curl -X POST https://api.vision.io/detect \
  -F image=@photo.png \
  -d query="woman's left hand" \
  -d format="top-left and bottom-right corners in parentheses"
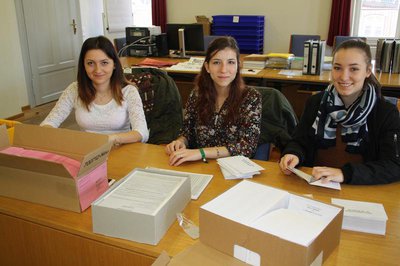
top-left (312, 166), bottom-right (344, 183)
top-left (169, 148), bottom-right (202, 166)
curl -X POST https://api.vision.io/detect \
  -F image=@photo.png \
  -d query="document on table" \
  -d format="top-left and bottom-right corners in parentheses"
top-left (288, 167), bottom-right (341, 190)
top-left (145, 167), bottom-right (213, 200)
top-left (331, 198), bottom-right (388, 235)
top-left (217, 155), bottom-right (264, 180)
top-left (278, 69), bottom-right (303, 76)
top-left (95, 170), bottom-right (187, 215)
top-left (165, 57), bottom-right (205, 72)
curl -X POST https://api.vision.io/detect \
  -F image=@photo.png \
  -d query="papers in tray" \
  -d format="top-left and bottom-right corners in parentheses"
top-left (145, 167), bottom-right (213, 200)
top-left (288, 167), bottom-right (341, 190)
top-left (331, 198), bottom-right (388, 235)
top-left (217, 155), bottom-right (264, 179)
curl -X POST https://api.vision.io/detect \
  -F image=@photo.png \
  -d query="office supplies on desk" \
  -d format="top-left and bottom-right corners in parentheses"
top-left (165, 57), bottom-right (205, 72)
top-left (331, 198), bottom-right (388, 235)
top-left (217, 155), bottom-right (264, 179)
top-left (303, 40), bottom-right (325, 75)
top-left (137, 58), bottom-right (179, 68)
top-left (288, 166), bottom-right (341, 190)
top-left (145, 167), bottom-right (213, 200)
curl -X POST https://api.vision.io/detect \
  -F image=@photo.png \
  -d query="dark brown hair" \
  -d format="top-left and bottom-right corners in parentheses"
top-left (333, 39), bottom-right (382, 97)
top-left (77, 36), bottom-right (129, 110)
top-left (194, 36), bottom-right (246, 125)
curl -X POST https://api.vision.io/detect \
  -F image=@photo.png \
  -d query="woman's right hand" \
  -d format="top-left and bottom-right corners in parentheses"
top-left (165, 139), bottom-right (186, 155)
top-left (279, 154), bottom-right (300, 175)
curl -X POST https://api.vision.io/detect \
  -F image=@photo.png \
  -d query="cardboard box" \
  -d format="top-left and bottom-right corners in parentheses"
top-left (92, 168), bottom-right (191, 245)
top-left (196, 15), bottom-right (211, 35)
top-left (0, 124), bottom-right (112, 212)
top-left (199, 180), bottom-right (343, 266)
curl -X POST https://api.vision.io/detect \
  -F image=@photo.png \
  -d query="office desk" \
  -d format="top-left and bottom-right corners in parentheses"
top-left (121, 56), bottom-right (400, 116)
top-left (1, 143), bottom-right (399, 265)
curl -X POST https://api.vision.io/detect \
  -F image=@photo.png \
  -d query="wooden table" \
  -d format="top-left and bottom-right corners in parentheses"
top-left (1, 143), bottom-right (399, 265)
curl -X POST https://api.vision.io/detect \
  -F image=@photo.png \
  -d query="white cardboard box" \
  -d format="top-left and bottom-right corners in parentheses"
top-left (200, 180), bottom-right (343, 266)
top-left (92, 168), bottom-right (191, 245)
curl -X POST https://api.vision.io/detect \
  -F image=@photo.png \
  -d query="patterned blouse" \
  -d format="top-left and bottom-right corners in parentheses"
top-left (181, 87), bottom-right (262, 157)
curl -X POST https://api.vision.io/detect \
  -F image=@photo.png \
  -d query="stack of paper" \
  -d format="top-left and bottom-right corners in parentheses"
top-left (145, 167), bottom-right (213, 200)
top-left (217, 155), bottom-right (264, 179)
top-left (331, 198), bottom-right (388, 235)
top-left (165, 57), bottom-right (205, 72)
top-left (265, 53), bottom-right (294, 69)
top-left (243, 54), bottom-right (269, 70)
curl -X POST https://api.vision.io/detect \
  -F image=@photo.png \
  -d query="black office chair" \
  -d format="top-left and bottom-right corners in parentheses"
top-left (289, 34), bottom-right (321, 57)
top-left (124, 67), bottom-right (183, 144)
top-left (252, 86), bottom-right (298, 161)
top-left (333, 36), bottom-right (367, 51)
top-left (114, 37), bottom-right (126, 53)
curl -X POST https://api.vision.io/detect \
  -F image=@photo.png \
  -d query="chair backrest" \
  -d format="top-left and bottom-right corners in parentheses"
top-left (252, 86), bottom-right (298, 160)
top-left (203, 35), bottom-right (223, 51)
top-left (289, 34), bottom-right (320, 57)
top-left (124, 68), bottom-right (183, 144)
top-left (114, 37), bottom-right (126, 52)
top-left (333, 36), bottom-right (367, 50)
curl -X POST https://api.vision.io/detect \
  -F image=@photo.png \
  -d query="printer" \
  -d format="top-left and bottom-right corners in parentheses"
top-left (125, 26), bottom-right (168, 57)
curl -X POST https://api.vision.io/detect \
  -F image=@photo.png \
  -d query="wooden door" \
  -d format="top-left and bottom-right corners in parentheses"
top-left (21, 0), bottom-right (82, 105)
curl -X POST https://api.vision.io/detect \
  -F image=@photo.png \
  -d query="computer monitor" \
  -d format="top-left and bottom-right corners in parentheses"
top-left (166, 23), bottom-right (204, 57)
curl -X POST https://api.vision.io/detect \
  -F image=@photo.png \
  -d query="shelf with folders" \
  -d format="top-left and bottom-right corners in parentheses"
top-left (212, 15), bottom-right (265, 54)
top-left (376, 39), bottom-right (400, 73)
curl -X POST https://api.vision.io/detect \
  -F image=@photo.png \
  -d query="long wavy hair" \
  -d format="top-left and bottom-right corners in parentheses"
top-left (333, 39), bottom-right (382, 98)
top-left (194, 36), bottom-right (246, 125)
top-left (77, 36), bottom-right (129, 110)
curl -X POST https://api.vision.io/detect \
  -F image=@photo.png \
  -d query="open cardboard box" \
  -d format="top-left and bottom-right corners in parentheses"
top-left (0, 124), bottom-right (112, 212)
top-left (199, 180), bottom-right (343, 266)
top-left (92, 168), bottom-right (191, 245)
top-left (153, 180), bottom-right (343, 266)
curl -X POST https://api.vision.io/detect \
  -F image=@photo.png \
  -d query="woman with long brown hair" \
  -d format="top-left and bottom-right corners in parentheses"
top-left (41, 36), bottom-right (148, 145)
top-left (166, 36), bottom-right (261, 166)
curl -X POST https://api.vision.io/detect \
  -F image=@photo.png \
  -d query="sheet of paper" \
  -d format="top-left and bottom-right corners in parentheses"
top-left (288, 167), bottom-right (341, 190)
top-left (145, 167), bottom-right (213, 200)
top-left (331, 198), bottom-right (387, 220)
top-left (251, 208), bottom-right (327, 246)
top-left (96, 170), bottom-right (186, 215)
top-left (217, 156), bottom-right (264, 180)
top-left (201, 180), bottom-right (288, 225)
top-left (241, 68), bottom-right (262, 75)
top-left (278, 69), bottom-right (303, 76)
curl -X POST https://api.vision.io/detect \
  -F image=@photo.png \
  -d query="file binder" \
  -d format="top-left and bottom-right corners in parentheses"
top-left (302, 41), bottom-right (311, 74)
top-left (310, 41), bottom-right (319, 75)
top-left (392, 41), bottom-right (400, 73)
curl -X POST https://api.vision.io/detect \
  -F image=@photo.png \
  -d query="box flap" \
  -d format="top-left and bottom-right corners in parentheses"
top-left (0, 153), bottom-right (71, 178)
top-left (0, 125), bottom-right (10, 149)
top-left (13, 124), bottom-right (109, 159)
top-left (78, 143), bottom-right (112, 176)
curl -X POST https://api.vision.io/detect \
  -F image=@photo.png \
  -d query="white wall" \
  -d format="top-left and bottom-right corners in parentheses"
top-left (0, 0), bottom-right (28, 118)
top-left (167, 0), bottom-right (332, 53)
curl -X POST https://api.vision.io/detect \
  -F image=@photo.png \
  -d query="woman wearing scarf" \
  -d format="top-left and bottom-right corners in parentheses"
top-left (279, 39), bottom-right (400, 185)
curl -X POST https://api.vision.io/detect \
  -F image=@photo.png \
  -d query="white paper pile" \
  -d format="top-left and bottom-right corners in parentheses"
top-left (217, 155), bottom-right (264, 179)
top-left (331, 198), bottom-right (388, 235)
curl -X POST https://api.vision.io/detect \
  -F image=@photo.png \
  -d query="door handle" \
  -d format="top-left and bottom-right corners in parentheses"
top-left (70, 19), bottom-right (77, 35)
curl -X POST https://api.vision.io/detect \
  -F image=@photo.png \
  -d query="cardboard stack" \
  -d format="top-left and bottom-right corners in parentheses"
top-left (0, 124), bottom-right (112, 212)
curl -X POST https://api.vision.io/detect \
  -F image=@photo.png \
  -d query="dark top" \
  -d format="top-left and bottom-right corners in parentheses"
top-left (181, 87), bottom-right (262, 157)
top-left (282, 92), bottom-right (400, 185)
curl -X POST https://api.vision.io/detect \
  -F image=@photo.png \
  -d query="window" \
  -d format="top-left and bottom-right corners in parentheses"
top-left (351, 0), bottom-right (400, 55)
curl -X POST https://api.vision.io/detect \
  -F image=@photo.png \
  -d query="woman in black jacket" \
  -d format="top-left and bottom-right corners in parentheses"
top-left (279, 39), bottom-right (400, 185)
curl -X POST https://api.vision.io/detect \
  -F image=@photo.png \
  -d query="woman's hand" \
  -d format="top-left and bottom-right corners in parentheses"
top-left (312, 167), bottom-right (344, 183)
top-left (165, 139), bottom-right (186, 155)
top-left (279, 154), bottom-right (300, 175)
top-left (168, 149), bottom-right (202, 166)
